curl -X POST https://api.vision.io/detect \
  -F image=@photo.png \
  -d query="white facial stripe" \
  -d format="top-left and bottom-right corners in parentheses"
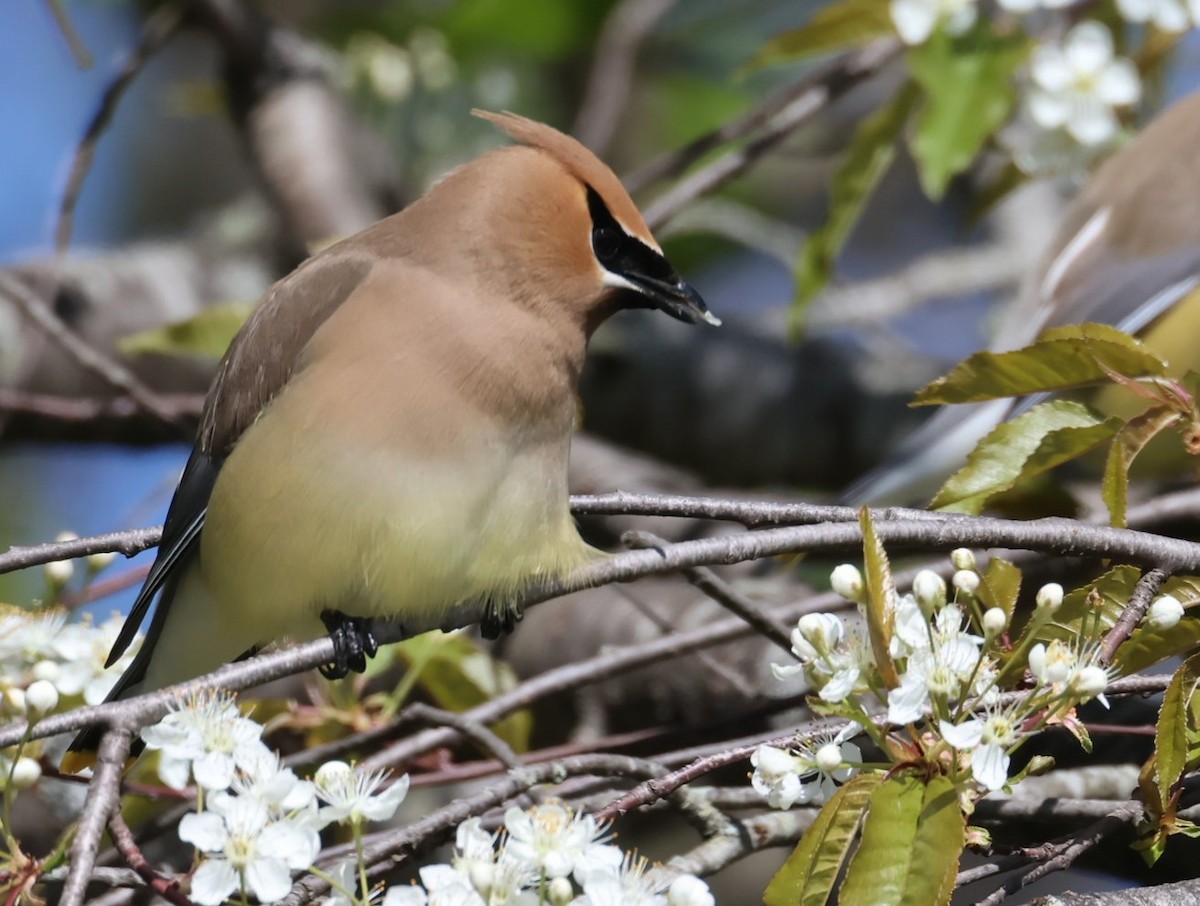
top-left (611, 215), bottom-right (661, 254)
top-left (1040, 206), bottom-right (1111, 303)
top-left (600, 270), bottom-right (642, 292)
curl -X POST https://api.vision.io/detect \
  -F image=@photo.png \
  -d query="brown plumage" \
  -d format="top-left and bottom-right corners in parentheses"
top-left (64, 111), bottom-right (716, 770)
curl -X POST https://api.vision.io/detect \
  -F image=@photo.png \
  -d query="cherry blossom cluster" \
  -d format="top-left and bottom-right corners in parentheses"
top-left (887, 0), bottom-right (1152, 168)
top-left (0, 605), bottom-right (141, 789)
top-left (140, 691), bottom-right (713, 906)
top-left (751, 550), bottom-right (1143, 809)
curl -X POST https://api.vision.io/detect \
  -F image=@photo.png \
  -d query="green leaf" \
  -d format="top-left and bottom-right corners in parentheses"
top-left (392, 632), bottom-right (531, 751)
top-left (792, 82), bottom-right (918, 328)
top-left (745, 0), bottom-right (893, 70)
top-left (931, 401), bottom-right (1120, 514)
top-left (1115, 618), bottom-right (1200, 675)
top-left (119, 303), bottom-right (251, 360)
top-left (914, 323), bottom-right (1169, 405)
top-left (1155, 654), bottom-right (1200, 808)
top-left (840, 774), bottom-right (964, 906)
top-left (907, 27), bottom-right (1030, 200)
top-left (763, 773), bottom-right (881, 906)
top-left (1046, 565), bottom-right (1141, 642)
top-left (977, 557), bottom-right (1021, 618)
top-left (860, 507), bottom-right (900, 688)
top-left (1103, 406), bottom-right (1183, 528)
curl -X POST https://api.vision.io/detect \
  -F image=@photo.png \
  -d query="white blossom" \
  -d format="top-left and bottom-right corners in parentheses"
top-left (667, 874), bottom-right (715, 906)
top-left (1115, 0), bottom-right (1193, 32)
top-left (24, 679), bottom-right (58, 716)
top-left (751, 727), bottom-right (861, 809)
top-left (140, 691), bottom-right (270, 791)
top-left (314, 761), bottom-right (410, 827)
top-left (890, 0), bottom-right (977, 45)
top-left (575, 854), bottom-right (668, 906)
top-left (502, 802), bottom-right (618, 881)
top-left (1027, 23), bottom-right (1140, 146)
top-left (773, 612), bottom-right (866, 703)
top-left (180, 796), bottom-right (318, 905)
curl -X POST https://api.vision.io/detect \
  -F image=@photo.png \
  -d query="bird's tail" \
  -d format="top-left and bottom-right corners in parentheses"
top-left (60, 568), bottom-right (214, 773)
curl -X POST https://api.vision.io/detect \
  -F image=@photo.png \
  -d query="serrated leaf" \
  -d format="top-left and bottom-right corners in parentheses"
top-left (792, 82), bottom-right (918, 327)
top-left (977, 557), bottom-right (1021, 618)
top-left (1048, 565), bottom-right (1142, 639)
top-left (907, 27), bottom-right (1030, 200)
top-left (914, 323), bottom-right (1169, 405)
top-left (119, 302), bottom-right (251, 360)
top-left (1155, 654), bottom-right (1200, 808)
top-left (1104, 406), bottom-right (1183, 528)
top-left (840, 774), bottom-right (964, 906)
top-left (931, 401), bottom-right (1120, 514)
top-left (860, 507), bottom-right (900, 688)
top-left (745, 0), bottom-right (893, 70)
top-left (1114, 618), bottom-right (1200, 675)
top-left (763, 773), bottom-right (881, 906)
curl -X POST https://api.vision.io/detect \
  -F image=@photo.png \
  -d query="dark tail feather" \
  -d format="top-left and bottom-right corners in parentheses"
top-left (61, 576), bottom-right (179, 773)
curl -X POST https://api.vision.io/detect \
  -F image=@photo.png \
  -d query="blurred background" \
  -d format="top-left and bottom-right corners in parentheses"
top-left (7, 2), bottom-right (1200, 899)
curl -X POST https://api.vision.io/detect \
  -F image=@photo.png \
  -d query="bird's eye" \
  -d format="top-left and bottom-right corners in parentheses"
top-left (592, 227), bottom-right (622, 263)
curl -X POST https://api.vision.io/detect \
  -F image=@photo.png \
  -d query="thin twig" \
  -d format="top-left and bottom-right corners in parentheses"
top-left (641, 38), bottom-right (902, 229)
top-left (61, 726), bottom-right (134, 906)
top-left (0, 388), bottom-right (204, 424)
top-left (0, 526), bottom-right (160, 576)
top-left (574, 0), bottom-right (678, 155)
top-left (44, 0), bottom-right (93, 68)
top-left (0, 271), bottom-right (188, 429)
top-left (56, 3), bottom-right (185, 252)
top-left (397, 703), bottom-right (522, 770)
top-left (972, 801), bottom-right (1143, 906)
top-left (1101, 566), bottom-right (1170, 665)
top-left (106, 810), bottom-right (194, 906)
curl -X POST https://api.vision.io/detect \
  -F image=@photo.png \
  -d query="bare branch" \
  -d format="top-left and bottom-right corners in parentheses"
top-left (56, 3), bottom-right (184, 252)
top-left (1101, 566), bottom-right (1169, 665)
top-left (0, 271), bottom-right (189, 430)
top-left (61, 726), bottom-right (134, 906)
top-left (642, 39), bottom-right (903, 230)
top-left (107, 810), bottom-right (194, 906)
top-left (574, 0), bottom-right (678, 155)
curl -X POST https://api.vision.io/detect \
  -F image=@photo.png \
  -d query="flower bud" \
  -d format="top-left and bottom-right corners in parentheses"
top-left (982, 607), bottom-right (1007, 638)
top-left (829, 564), bottom-right (865, 603)
top-left (1036, 583), bottom-right (1064, 613)
top-left (912, 570), bottom-right (947, 611)
top-left (1147, 594), bottom-right (1184, 630)
top-left (43, 559), bottom-right (74, 589)
top-left (10, 757), bottom-right (41, 789)
top-left (31, 661), bottom-right (60, 684)
top-left (25, 680), bottom-right (58, 716)
top-left (547, 877), bottom-right (574, 906)
top-left (86, 550), bottom-right (117, 573)
top-left (952, 570), bottom-right (980, 595)
top-left (950, 548), bottom-right (976, 571)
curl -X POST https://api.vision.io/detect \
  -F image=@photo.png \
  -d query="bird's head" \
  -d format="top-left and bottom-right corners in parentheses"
top-left (470, 110), bottom-right (719, 332)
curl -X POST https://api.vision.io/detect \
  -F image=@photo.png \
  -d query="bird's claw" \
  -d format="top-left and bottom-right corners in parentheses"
top-left (480, 597), bottom-right (523, 640)
top-left (319, 610), bottom-right (379, 679)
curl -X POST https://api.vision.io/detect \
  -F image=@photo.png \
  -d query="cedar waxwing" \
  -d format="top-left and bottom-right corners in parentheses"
top-left (64, 111), bottom-right (718, 770)
top-left (844, 89), bottom-right (1200, 506)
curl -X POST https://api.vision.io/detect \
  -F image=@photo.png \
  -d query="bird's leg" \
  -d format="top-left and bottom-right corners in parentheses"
top-left (480, 595), bottom-right (523, 640)
top-left (319, 610), bottom-right (379, 679)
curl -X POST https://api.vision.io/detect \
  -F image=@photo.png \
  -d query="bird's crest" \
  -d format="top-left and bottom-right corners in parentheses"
top-left (474, 109), bottom-right (660, 252)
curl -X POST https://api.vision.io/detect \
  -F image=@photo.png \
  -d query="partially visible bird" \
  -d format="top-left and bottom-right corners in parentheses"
top-left (843, 90), bottom-right (1200, 506)
top-left (64, 111), bottom-right (718, 771)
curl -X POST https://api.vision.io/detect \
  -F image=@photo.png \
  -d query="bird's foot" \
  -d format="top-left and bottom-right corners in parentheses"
top-left (480, 597), bottom-right (523, 640)
top-left (319, 610), bottom-right (379, 679)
